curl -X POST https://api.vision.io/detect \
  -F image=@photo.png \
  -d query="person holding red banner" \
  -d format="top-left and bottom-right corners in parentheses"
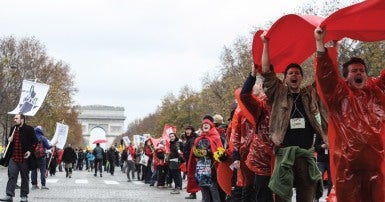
top-left (237, 65), bottom-right (275, 202)
top-left (315, 26), bottom-right (385, 202)
top-left (260, 31), bottom-right (327, 202)
top-left (230, 103), bottom-right (255, 202)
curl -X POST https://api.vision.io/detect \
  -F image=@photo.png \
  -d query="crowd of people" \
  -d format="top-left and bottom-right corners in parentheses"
top-left (1, 25), bottom-right (385, 202)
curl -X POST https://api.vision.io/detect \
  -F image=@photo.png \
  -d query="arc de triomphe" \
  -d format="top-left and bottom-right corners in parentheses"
top-left (78, 105), bottom-right (125, 148)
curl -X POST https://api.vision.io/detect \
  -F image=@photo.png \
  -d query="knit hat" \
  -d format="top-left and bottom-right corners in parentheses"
top-left (202, 118), bottom-right (215, 129)
top-left (213, 114), bottom-right (224, 124)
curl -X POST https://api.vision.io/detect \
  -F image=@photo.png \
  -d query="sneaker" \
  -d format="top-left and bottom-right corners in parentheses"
top-left (94, 173), bottom-right (97, 177)
top-left (31, 185), bottom-right (39, 190)
top-left (185, 193), bottom-right (197, 199)
top-left (0, 195), bottom-right (12, 201)
top-left (20, 196), bottom-right (28, 202)
top-left (41, 186), bottom-right (49, 190)
top-left (170, 189), bottom-right (180, 194)
top-left (100, 174), bottom-right (102, 177)
top-left (127, 179), bottom-right (131, 182)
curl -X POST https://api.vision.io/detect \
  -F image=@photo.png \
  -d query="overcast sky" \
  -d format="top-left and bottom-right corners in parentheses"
top-left (0, 0), bottom-right (306, 128)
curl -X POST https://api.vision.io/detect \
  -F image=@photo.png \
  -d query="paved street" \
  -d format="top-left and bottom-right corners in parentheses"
top-left (0, 166), bottom-right (328, 202)
top-left (0, 166), bottom-right (201, 202)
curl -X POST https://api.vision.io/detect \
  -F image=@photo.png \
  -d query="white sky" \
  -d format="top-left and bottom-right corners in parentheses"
top-left (0, 0), bottom-right (306, 128)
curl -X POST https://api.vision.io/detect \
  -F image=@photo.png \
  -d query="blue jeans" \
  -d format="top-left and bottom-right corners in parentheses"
top-left (31, 158), bottom-right (47, 186)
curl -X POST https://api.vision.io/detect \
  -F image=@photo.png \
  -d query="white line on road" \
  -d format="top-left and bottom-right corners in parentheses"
top-left (46, 179), bottom-right (59, 183)
top-left (75, 179), bottom-right (88, 184)
top-left (104, 180), bottom-right (119, 185)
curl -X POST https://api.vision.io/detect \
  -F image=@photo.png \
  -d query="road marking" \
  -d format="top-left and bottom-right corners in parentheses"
top-left (46, 179), bottom-right (59, 183)
top-left (104, 180), bottom-right (119, 185)
top-left (132, 181), bottom-right (143, 185)
top-left (75, 179), bottom-right (88, 184)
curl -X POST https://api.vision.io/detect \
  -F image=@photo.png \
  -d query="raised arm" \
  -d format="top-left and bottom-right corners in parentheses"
top-left (261, 31), bottom-right (271, 74)
top-left (315, 26), bottom-right (326, 53)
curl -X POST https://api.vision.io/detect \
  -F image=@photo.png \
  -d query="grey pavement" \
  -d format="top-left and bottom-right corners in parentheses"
top-left (0, 166), bottom-right (200, 202)
top-left (0, 166), bottom-right (328, 202)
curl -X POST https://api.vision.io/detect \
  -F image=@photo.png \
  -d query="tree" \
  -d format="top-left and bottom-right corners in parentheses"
top-left (0, 36), bottom-right (81, 146)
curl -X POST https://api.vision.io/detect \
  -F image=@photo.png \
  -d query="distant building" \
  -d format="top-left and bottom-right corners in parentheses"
top-left (78, 105), bottom-right (126, 148)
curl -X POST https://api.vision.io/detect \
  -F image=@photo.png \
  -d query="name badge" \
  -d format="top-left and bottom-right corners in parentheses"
top-left (290, 118), bottom-right (305, 129)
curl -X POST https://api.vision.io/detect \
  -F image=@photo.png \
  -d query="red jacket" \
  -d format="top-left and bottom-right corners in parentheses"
top-left (187, 119), bottom-right (223, 193)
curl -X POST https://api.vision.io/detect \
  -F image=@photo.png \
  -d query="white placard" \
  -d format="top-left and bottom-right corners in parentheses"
top-left (8, 80), bottom-right (50, 116)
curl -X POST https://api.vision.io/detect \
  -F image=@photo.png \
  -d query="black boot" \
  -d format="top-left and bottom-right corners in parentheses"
top-left (185, 193), bottom-right (196, 199)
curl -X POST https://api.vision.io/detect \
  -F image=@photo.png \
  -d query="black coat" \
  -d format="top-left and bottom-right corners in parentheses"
top-left (3, 124), bottom-right (37, 169)
top-left (62, 147), bottom-right (77, 164)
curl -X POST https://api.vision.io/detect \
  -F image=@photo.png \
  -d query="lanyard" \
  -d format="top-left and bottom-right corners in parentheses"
top-left (291, 93), bottom-right (305, 119)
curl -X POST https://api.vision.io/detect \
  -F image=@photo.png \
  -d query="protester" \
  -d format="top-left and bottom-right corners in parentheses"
top-left (92, 143), bottom-right (104, 177)
top-left (125, 142), bottom-right (136, 182)
top-left (314, 134), bottom-right (332, 201)
top-left (260, 31), bottom-right (327, 201)
top-left (315, 26), bottom-right (385, 202)
top-left (86, 149), bottom-right (95, 172)
top-left (143, 139), bottom-right (154, 184)
top-left (154, 139), bottom-right (167, 188)
top-left (62, 144), bottom-right (77, 178)
top-left (187, 118), bottom-right (223, 202)
top-left (48, 146), bottom-right (59, 176)
top-left (168, 133), bottom-right (183, 194)
top-left (31, 126), bottom-right (55, 190)
top-left (230, 104), bottom-right (256, 201)
top-left (239, 67), bottom-right (275, 201)
top-left (0, 114), bottom-right (38, 202)
top-left (106, 145), bottom-right (118, 176)
top-left (76, 148), bottom-right (85, 171)
top-left (183, 126), bottom-right (199, 199)
top-left (135, 143), bottom-right (144, 181)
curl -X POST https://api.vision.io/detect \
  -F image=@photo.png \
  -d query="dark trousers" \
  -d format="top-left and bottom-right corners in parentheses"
top-left (94, 159), bottom-right (103, 174)
top-left (31, 158), bottom-right (47, 186)
top-left (201, 181), bottom-right (220, 202)
top-left (169, 168), bottom-right (182, 189)
top-left (317, 161), bottom-right (332, 196)
top-left (254, 175), bottom-right (273, 202)
top-left (108, 161), bottom-right (115, 175)
top-left (275, 157), bottom-right (316, 202)
top-left (157, 165), bottom-right (167, 186)
top-left (6, 159), bottom-right (29, 197)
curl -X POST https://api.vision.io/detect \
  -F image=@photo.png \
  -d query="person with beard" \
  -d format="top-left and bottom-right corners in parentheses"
top-left (315, 27), bottom-right (385, 202)
top-left (0, 114), bottom-right (38, 202)
top-left (260, 31), bottom-right (327, 202)
top-left (187, 118), bottom-right (223, 202)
